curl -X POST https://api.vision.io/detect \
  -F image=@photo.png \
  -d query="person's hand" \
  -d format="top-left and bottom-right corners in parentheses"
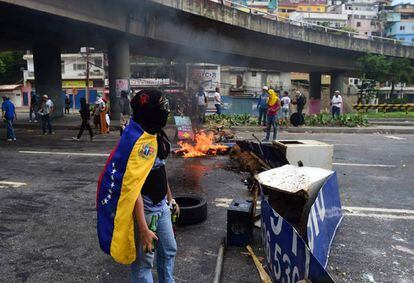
top-left (140, 227), bottom-right (158, 253)
top-left (170, 199), bottom-right (180, 217)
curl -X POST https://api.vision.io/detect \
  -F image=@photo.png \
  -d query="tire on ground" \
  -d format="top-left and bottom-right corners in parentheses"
top-left (175, 194), bottom-right (207, 226)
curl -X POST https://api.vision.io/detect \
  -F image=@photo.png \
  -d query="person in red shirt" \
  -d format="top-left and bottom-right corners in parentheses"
top-left (263, 89), bottom-right (281, 141)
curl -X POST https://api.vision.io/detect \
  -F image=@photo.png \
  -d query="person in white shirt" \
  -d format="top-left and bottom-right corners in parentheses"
top-left (214, 87), bottom-right (223, 115)
top-left (280, 91), bottom-right (291, 128)
top-left (331, 90), bottom-right (343, 119)
top-left (195, 86), bottom-right (207, 124)
top-left (39, 94), bottom-right (54, 135)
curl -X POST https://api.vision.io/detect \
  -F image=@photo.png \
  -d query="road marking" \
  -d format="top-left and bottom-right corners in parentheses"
top-left (343, 206), bottom-right (414, 220)
top-left (385, 135), bottom-right (406, 141)
top-left (0, 181), bottom-right (27, 189)
top-left (342, 206), bottom-right (414, 214)
top-left (333, 162), bottom-right (396, 168)
top-left (343, 213), bottom-right (414, 220)
top-left (19, 150), bottom-right (109, 157)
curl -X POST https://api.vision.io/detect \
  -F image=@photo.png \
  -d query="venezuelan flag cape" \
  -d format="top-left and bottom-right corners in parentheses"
top-left (97, 119), bottom-right (157, 264)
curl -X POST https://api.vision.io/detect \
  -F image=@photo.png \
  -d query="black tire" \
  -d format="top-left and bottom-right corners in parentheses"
top-left (175, 194), bottom-right (207, 226)
top-left (290, 112), bottom-right (304, 127)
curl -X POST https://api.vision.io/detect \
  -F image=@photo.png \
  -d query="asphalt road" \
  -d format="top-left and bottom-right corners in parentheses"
top-left (0, 127), bottom-right (413, 282)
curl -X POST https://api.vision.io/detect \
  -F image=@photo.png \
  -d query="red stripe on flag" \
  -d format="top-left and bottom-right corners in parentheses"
top-left (96, 143), bottom-right (119, 210)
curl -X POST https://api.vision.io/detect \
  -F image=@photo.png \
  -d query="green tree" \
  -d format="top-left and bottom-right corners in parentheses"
top-left (358, 54), bottom-right (414, 99)
top-left (386, 57), bottom-right (414, 97)
top-left (0, 51), bottom-right (26, 84)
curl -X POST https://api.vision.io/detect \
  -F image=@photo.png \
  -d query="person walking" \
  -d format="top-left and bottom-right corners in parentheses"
top-left (39, 95), bottom-right (54, 135)
top-left (214, 87), bottom-right (223, 115)
top-left (331, 90), bottom-right (343, 119)
top-left (119, 90), bottom-right (131, 136)
top-left (263, 89), bottom-right (280, 142)
top-left (72, 98), bottom-right (93, 141)
top-left (2, 96), bottom-right (17, 141)
top-left (196, 86), bottom-right (207, 124)
top-left (280, 91), bottom-right (291, 129)
top-left (29, 92), bottom-right (39, 123)
top-left (64, 95), bottom-right (70, 115)
top-left (257, 86), bottom-right (269, 126)
top-left (97, 89), bottom-right (179, 283)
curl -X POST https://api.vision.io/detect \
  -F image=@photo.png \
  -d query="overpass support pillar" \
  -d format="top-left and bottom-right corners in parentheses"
top-left (108, 37), bottom-right (130, 120)
top-left (330, 72), bottom-right (345, 97)
top-left (33, 44), bottom-right (63, 117)
top-left (309, 72), bottom-right (322, 114)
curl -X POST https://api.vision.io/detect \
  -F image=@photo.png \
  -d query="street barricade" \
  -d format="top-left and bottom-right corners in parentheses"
top-left (258, 165), bottom-right (343, 282)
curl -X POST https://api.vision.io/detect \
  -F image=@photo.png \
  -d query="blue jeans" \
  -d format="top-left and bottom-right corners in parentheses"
top-left (215, 104), bottom-right (222, 115)
top-left (265, 114), bottom-right (278, 141)
top-left (332, 106), bottom-right (340, 119)
top-left (6, 119), bottom-right (16, 140)
top-left (131, 204), bottom-right (177, 283)
top-left (42, 114), bottom-right (52, 134)
top-left (258, 107), bottom-right (267, 126)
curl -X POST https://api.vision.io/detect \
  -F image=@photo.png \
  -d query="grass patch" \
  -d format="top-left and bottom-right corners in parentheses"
top-left (360, 111), bottom-right (414, 119)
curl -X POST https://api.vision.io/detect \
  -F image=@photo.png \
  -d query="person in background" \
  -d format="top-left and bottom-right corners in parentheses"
top-left (93, 95), bottom-right (105, 134)
top-left (72, 98), bottom-right (93, 141)
top-left (280, 91), bottom-right (291, 129)
top-left (257, 86), bottom-right (269, 126)
top-left (214, 87), bottom-right (223, 115)
top-left (293, 90), bottom-right (306, 115)
top-left (263, 89), bottom-right (280, 142)
top-left (119, 90), bottom-right (131, 136)
top-left (64, 95), bottom-right (70, 115)
top-left (39, 94), bottom-right (54, 135)
top-left (331, 90), bottom-right (343, 119)
top-left (2, 96), bottom-right (17, 141)
top-left (102, 97), bottom-right (110, 134)
top-left (29, 92), bottom-right (39, 123)
top-left (196, 86), bottom-right (207, 124)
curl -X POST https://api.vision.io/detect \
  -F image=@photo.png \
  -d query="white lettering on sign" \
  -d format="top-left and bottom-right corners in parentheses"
top-left (271, 214), bottom-right (283, 235)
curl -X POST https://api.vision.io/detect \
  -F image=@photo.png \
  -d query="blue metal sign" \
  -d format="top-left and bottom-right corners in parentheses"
top-left (261, 172), bottom-right (343, 282)
top-left (307, 171), bottom-right (343, 268)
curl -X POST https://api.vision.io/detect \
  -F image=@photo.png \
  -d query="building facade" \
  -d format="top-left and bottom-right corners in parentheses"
top-left (23, 53), bottom-right (105, 109)
top-left (381, 0), bottom-right (414, 45)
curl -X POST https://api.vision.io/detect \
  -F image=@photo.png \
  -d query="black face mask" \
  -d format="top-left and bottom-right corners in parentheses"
top-left (131, 89), bottom-right (170, 134)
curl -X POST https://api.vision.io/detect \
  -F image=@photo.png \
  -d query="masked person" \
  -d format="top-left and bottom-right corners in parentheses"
top-left (97, 88), bottom-right (179, 283)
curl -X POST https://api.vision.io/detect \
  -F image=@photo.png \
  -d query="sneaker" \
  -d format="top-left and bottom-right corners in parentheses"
top-left (43, 132), bottom-right (48, 135)
top-left (13, 138), bottom-right (16, 141)
top-left (34, 120), bottom-right (38, 123)
top-left (29, 120), bottom-right (32, 123)
top-left (7, 139), bottom-right (12, 141)
top-left (72, 137), bottom-right (80, 141)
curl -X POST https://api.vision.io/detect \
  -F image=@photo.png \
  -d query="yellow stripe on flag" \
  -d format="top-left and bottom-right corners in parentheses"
top-left (110, 132), bottom-right (157, 264)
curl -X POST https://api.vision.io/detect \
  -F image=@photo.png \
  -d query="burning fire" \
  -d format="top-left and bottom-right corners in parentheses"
top-left (176, 132), bottom-right (229, 158)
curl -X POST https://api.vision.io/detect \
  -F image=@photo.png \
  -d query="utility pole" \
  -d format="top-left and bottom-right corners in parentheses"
top-left (80, 47), bottom-right (95, 104)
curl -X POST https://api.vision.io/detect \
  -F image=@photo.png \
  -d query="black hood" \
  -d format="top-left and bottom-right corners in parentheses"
top-left (130, 89), bottom-right (169, 135)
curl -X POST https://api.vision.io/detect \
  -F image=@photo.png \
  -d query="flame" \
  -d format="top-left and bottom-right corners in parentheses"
top-left (176, 132), bottom-right (229, 158)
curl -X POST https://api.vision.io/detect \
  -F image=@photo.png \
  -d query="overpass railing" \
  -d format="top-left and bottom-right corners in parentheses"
top-left (216, 0), bottom-right (413, 47)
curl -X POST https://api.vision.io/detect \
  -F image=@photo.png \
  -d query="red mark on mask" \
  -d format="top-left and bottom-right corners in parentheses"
top-left (139, 94), bottom-right (150, 106)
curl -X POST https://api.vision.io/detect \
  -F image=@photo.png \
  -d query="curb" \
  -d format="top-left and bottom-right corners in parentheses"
top-left (229, 126), bottom-right (414, 134)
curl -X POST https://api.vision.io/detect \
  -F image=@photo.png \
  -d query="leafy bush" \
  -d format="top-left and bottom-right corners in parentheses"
top-left (304, 113), bottom-right (369, 127)
top-left (206, 114), bottom-right (258, 128)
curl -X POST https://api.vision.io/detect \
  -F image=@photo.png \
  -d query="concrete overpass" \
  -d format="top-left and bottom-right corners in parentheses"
top-left (1, 0), bottom-right (413, 116)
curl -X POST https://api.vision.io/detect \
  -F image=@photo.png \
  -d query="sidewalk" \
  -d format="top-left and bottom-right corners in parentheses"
top-left (10, 111), bottom-right (414, 134)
